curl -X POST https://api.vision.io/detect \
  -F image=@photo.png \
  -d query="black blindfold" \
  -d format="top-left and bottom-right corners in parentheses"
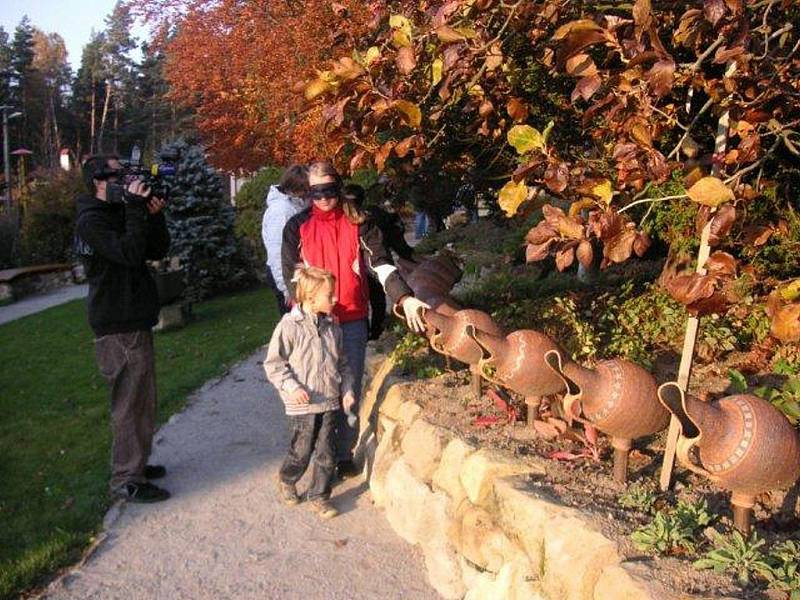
top-left (307, 183), bottom-right (341, 200)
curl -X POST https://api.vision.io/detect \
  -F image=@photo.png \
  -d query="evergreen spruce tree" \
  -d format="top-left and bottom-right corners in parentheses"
top-left (160, 138), bottom-right (252, 300)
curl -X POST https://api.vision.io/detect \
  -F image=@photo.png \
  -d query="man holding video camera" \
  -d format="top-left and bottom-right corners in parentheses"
top-left (75, 154), bottom-right (171, 503)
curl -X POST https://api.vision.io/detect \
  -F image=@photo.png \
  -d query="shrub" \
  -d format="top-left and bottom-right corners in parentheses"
top-left (18, 169), bottom-right (85, 265)
top-left (162, 138), bottom-right (255, 300)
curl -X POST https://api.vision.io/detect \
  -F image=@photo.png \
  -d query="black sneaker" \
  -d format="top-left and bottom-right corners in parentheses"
top-left (114, 481), bottom-right (171, 503)
top-left (336, 460), bottom-right (360, 480)
top-left (144, 465), bottom-right (167, 480)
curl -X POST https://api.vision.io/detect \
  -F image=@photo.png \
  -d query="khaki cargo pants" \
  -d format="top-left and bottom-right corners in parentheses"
top-left (95, 330), bottom-right (157, 491)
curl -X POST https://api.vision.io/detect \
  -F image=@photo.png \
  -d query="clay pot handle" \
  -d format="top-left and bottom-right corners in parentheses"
top-left (675, 435), bottom-right (721, 483)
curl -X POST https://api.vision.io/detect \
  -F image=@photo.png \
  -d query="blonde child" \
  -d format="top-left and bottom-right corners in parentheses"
top-left (264, 266), bottom-right (356, 519)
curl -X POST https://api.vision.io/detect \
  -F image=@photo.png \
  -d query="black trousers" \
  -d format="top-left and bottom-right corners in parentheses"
top-left (367, 274), bottom-right (386, 340)
top-left (279, 411), bottom-right (336, 500)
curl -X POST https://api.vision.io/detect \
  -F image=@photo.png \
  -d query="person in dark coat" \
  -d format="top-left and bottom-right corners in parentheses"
top-left (75, 154), bottom-right (171, 503)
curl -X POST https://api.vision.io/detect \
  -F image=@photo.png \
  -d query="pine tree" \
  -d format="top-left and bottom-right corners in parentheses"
top-left (0, 27), bottom-right (12, 106)
top-left (159, 138), bottom-right (252, 300)
top-left (10, 17), bottom-right (35, 150)
top-left (71, 31), bottom-right (106, 156)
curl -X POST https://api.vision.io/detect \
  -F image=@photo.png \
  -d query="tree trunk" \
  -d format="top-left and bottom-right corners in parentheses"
top-left (51, 93), bottom-right (62, 157)
top-left (90, 78), bottom-right (97, 155)
top-left (98, 80), bottom-right (112, 153)
top-left (113, 99), bottom-right (119, 155)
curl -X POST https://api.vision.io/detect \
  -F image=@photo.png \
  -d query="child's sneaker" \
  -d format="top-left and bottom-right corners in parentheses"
top-left (277, 479), bottom-right (300, 506)
top-left (309, 498), bottom-right (339, 519)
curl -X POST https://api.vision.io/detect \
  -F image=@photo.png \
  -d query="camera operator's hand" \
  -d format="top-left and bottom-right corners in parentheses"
top-left (125, 179), bottom-right (150, 206)
top-left (147, 197), bottom-right (165, 215)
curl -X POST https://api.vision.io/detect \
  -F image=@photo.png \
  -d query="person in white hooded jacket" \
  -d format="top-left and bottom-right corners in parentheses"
top-left (261, 165), bottom-right (309, 314)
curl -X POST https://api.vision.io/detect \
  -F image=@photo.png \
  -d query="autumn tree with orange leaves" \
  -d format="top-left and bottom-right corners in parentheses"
top-left (131, 0), bottom-right (379, 172)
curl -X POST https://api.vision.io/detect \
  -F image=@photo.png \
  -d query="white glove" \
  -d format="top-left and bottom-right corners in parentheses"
top-left (401, 296), bottom-right (430, 333)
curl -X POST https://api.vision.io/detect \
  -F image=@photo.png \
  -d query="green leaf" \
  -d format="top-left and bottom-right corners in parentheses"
top-left (728, 368), bottom-right (748, 393)
top-left (507, 124), bottom-right (546, 155)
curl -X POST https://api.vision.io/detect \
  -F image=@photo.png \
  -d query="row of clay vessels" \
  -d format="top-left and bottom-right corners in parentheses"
top-left (398, 254), bottom-right (800, 532)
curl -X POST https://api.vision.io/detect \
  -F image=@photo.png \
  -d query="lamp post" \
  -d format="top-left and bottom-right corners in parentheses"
top-left (1, 105), bottom-right (22, 213)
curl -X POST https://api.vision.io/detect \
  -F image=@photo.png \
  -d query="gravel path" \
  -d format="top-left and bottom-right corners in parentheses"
top-left (42, 351), bottom-right (437, 600)
top-left (0, 284), bottom-right (88, 325)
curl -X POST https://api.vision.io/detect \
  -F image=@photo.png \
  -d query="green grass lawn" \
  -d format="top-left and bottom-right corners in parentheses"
top-left (0, 287), bottom-right (278, 599)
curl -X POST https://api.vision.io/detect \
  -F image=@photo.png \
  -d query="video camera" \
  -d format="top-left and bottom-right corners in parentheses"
top-left (106, 145), bottom-right (180, 205)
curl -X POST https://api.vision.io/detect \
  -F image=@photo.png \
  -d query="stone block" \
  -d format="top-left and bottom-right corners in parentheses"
top-left (369, 418), bottom-right (401, 508)
top-left (378, 381), bottom-right (414, 421)
top-left (543, 514), bottom-right (621, 600)
top-left (397, 400), bottom-right (422, 429)
top-left (493, 477), bottom-right (565, 575)
top-left (460, 555), bottom-right (483, 591)
top-left (460, 448), bottom-right (545, 507)
top-left (594, 562), bottom-right (677, 600)
top-left (464, 559), bottom-right (546, 600)
top-left (457, 504), bottom-right (522, 574)
top-left (418, 490), bottom-right (464, 599)
top-left (359, 356), bottom-right (397, 434)
top-left (400, 419), bottom-right (447, 483)
top-left (423, 538), bottom-right (465, 600)
top-left (383, 459), bottom-right (433, 544)
top-left (432, 437), bottom-right (475, 505)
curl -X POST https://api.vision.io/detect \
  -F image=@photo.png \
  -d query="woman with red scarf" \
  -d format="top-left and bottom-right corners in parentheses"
top-left (281, 161), bottom-right (427, 478)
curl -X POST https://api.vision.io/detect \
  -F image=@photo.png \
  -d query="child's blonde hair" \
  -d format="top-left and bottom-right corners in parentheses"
top-left (294, 266), bottom-right (336, 305)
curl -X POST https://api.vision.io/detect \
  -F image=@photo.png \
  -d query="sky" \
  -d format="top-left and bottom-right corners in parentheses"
top-left (0, 0), bottom-right (148, 70)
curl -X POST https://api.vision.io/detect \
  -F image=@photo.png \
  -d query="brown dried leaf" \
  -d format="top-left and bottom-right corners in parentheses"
top-left (396, 46), bottom-right (416, 74)
top-left (589, 210), bottom-right (626, 241)
top-left (708, 204), bottom-right (736, 246)
top-left (704, 0), bottom-right (727, 26)
top-left (512, 158), bottom-right (543, 183)
top-left (576, 240), bottom-right (594, 268)
top-left (349, 149), bottom-right (368, 173)
top-left (557, 215), bottom-right (585, 240)
top-left (479, 100), bottom-right (494, 118)
top-left (571, 74), bottom-right (601, 103)
top-left (628, 119), bottom-right (653, 147)
top-left (705, 251), bottom-right (737, 278)
top-left (647, 60), bottom-right (675, 97)
top-left (544, 162), bottom-right (569, 193)
top-left (526, 239), bottom-right (555, 262)
top-left (394, 135), bottom-right (416, 158)
top-left (633, 232), bottom-right (652, 257)
top-left (374, 140), bottom-right (396, 172)
top-left (555, 246), bottom-right (576, 271)
top-left (633, 0), bottom-right (652, 30)
top-left (665, 273), bottom-right (717, 306)
top-left (565, 54), bottom-right (598, 78)
top-left (553, 20), bottom-right (610, 64)
top-left (604, 229), bottom-right (637, 263)
top-left (541, 204), bottom-right (565, 225)
top-left (507, 97), bottom-right (529, 123)
top-left (771, 303), bottom-right (800, 342)
top-left (742, 224), bottom-right (775, 247)
top-left (533, 419), bottom-right (561, 439)
top-left (526, 221), bottom-right (558, 245)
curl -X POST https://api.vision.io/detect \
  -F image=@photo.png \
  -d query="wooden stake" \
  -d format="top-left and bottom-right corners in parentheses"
top-left (660, 61), bottom-right (736, 491)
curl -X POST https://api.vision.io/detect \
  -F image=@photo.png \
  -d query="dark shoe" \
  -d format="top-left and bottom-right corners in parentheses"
top-left (114, 482), bottom-right (170, 503)
top-left (309, 498), bottom-right (339, 520)
top-left (145, 464), bottom-right (167, 479)
top-left (336, 460), bottom-right (360, 480)
top-left (277, 480), bottom-right (300, 506)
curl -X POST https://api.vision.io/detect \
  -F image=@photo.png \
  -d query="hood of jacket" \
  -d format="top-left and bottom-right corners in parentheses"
top-left (266, 185), bottom-right (306, 212)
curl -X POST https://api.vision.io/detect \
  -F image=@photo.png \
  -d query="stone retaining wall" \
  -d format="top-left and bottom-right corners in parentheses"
top-left (355, 349), bottom-right (693, 600)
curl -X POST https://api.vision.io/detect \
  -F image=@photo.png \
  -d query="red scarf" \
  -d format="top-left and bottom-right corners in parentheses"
top-left (299, 205), bottom-right (369, 322)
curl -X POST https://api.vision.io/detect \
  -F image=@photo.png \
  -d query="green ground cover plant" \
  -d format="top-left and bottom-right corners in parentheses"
top-left (0, 288), bottom-right (278, 599)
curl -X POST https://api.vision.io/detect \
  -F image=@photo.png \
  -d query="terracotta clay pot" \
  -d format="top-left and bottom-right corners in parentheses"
top-left (545, 349), bottom-right (669, 482)
top-left (424, 309), bottom-right (504, 366)
top-left (658, 382), bottom-right (800, 531)
top-left (404, 253), bottom-right (463, 300)
top-left (467, 327), bottom-right (566, 398)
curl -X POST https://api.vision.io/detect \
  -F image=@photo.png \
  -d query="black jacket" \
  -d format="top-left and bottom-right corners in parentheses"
top-left (75, 194), bottom-right (170, 336)
top-left (281, 207), bottom-right (413, 305)
top-left (365, 206), bottom-right (415, 261)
